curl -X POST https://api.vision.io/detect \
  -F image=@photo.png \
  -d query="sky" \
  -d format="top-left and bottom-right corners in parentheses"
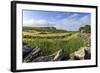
top-left (23, 10), bottom-right (91, 31)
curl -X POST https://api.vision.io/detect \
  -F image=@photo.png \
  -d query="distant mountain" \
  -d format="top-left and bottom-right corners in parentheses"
top-left (23, 26), bottom-right (68, 33)
top-left (23, 26), bottom-right (56, 30)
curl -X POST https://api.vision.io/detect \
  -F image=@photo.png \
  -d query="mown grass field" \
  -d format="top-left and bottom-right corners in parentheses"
top-left (23, 27), bottom-right (86, 59)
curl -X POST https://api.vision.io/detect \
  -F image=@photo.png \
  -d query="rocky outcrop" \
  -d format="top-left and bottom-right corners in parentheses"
top-left (80, 33), bottom-right (91, 47)
top-left (84, 47), bottom-right (91, 59)
top-left (23, 47), bottom-right (41, 62)
top-left (23, 45), bottom-right (35, 58)
top-left (23, 45), bottom-right (91, 62)
top-left (32, 49), bottom-right (64, 62)
top-left (53, 49), bottom-right (64, 61)
top-left (70, 47), bottom-right (91, 60)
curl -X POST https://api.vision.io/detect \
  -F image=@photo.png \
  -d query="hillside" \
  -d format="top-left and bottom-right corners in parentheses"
top-left (23, 26), bottom-right (68, 33)
top-left (22, 26), bottom-right (91, 62)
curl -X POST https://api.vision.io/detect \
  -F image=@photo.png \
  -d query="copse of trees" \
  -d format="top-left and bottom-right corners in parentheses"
top-left (79, 25), bottom-right (91, 33)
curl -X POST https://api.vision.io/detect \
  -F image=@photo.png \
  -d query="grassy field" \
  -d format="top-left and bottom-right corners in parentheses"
top-left (23, 27), bottom-right (86, 59)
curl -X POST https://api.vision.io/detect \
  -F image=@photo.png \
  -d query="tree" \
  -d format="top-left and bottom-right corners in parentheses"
top-left (79, 25), bottom-right (91, 33)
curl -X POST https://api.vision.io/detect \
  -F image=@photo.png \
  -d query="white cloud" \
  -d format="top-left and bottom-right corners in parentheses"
top-left (55, 14), bottom-right (90, 31)
top-left (23, 19), bottom-right (53, 27)
top-left (23, 14), bottom-right (90, 31)
top-left (66, 14), bottom-right (79, 19)
top-left (62, 14), bottom-right (90, 26)
top-left (62, 14), bottom-right (79, 25)
top-left (79, 15), bottom-right (90, 26)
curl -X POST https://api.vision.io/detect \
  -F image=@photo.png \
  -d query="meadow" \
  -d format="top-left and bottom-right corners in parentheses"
top-left (23, 27), bottom-right (86, 59)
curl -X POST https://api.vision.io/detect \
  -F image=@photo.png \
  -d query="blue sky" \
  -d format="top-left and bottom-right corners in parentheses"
top-left (23, 10), bottom-right (91, 31)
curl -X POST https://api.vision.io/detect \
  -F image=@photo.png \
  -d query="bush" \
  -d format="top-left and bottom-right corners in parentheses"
top-left (79, 25), bottom-right (91, 33)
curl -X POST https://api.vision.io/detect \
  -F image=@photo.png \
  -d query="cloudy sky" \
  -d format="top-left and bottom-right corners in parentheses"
top-left (23, 10), bottom-right (91, 31)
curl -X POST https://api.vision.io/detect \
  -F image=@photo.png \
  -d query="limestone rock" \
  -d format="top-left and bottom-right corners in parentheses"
top-left (84, 47), bottom-right (91, 59)
top-left (23, 45), bottom-right (35, 58)
top-left (32, 49), bottom-right (64, 62)
top-left (23, 47), bottom-right (41, 62)
top-left (53, 49), bottom-right (64, 61)
top-left (70, 47), bottom-right (91, 60)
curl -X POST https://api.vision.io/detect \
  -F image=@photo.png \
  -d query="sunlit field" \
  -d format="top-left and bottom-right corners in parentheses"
top-left (23, 27), bottom-right (86, 59)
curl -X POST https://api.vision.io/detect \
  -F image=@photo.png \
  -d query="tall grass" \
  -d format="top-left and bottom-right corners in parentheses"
top-left (23, 27), bottom-right (86, 59)
top-left (23, 35), bottom-right (85, 58)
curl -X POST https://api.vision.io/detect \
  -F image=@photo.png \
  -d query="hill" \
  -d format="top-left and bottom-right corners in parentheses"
top-left (23, 26), bottom-right (67, 33)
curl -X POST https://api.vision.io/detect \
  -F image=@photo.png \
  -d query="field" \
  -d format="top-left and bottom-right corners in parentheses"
top-left (23, 27), bottom-right (86, 60)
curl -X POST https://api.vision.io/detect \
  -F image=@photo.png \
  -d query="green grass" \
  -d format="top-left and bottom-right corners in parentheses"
top-left (23, 35), bottom-right (85, 57)
top-left (23, 27), bottom-right (86, 58)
